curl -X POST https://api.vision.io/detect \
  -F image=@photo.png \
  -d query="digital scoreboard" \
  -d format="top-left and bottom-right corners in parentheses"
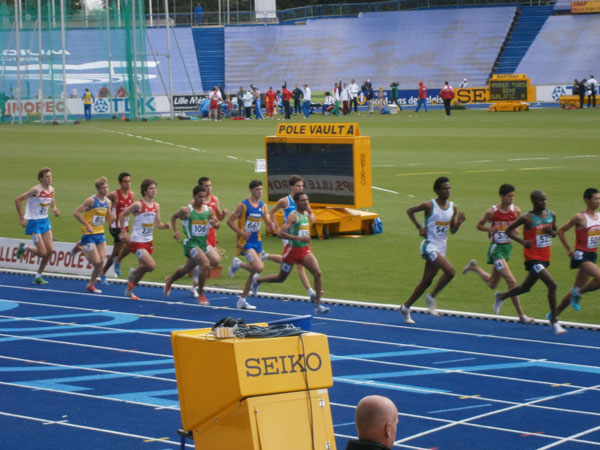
top-left (489, 74), bottom-right (532, 102)
top-left (265, 123), bottom-right (372, 209)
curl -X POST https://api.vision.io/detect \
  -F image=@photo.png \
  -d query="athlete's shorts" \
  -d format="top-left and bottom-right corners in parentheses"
top-left (207, 228), bottom-right (217, 248)
top-left (184, 242), bottom-right (211, 258)
top-left (209, 100), bottom-right (219, 110)
top-left (131, 241), bottom-right (154, 256)
top-left (81, 233), bottom-right (106, 248)
top-left (487, 242), bottom-right (512, 265)
top-left (420, 240), bottom-right (446, 262)
top-left (570, 250), bottom-right (597, 269)
top-left (282, 245), bottom-right (311, 265)
top-left (109, 227), bottom-right (128, 244)
top-left (237, 241), bottom-right (263, 259)
top-left (25, 218), bottom-right (51, 236)
top-left (525, 259), bottom-right (549, 273)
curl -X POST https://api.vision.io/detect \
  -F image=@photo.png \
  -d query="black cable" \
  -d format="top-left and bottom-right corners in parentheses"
top-left (234, 323), bottom-right (307, 338)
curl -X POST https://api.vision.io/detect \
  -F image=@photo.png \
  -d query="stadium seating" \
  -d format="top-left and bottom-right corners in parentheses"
top-left (192, 27), bottom-right (225, 91)
top-left (516, 14), bottom-right (600, 85)
top-left (224, 7), bottom-right (516, 90)
top-left (493, 6), bottom-right (553, 75)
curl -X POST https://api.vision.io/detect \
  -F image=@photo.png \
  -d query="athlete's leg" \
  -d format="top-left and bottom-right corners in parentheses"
top-left (37, 230), bottom-right (55, 273)
top-left (297, 265), bottom-right (313, 291)
top-left (534, 268), bottom-right (558, 320)
top-left (257, 262), bottom-right (293, 284)
top-left (102, 240), bottom-right (125, 275)
top-left (403, 259), bottom-right (440, 308)
top-left (557, 268), bottom-right (589, 316)
top-left (300, 253), bottom-right (323, 306)
top-left (131, 249), bottom-right (156, 286)
top-left (497, 270), bottom-right (539, 301)
top-left (241, 249), bottom-right (264, 298)
top-left (495, 261), bottom-right (528, 318)
top-left (429, 254), bottom-right (456, 298)
top-left (578, 262), bottom-right (600, 294)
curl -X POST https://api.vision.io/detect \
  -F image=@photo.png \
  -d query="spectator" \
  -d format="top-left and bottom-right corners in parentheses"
top-left (362, 80), bottom-right (374, 116)
top-left (322, 92), bottom-right (335, 115)
top-left (390, 82), bottom-right (398, 106)
top-left (345, 395), bottom-right (399, 450)
top-left (242, 90), bottom-right (253, 119)
top-left (460, 78), bottom-right (468, 88)
top-left (377, 87), bottom-right (387, 112)
top-left (440, 81), bottom-right (455, 116)
top-left (98, 85), bottom-right (111, 98)
top-left (82, 88), bottom-right (95, 120)
top-left (349, 79), bottom-right (360, 113)
top-left (415, 81), bottom-right (428, 113)
top-left (115, 85), bottom-right (128, 98)
top-left (194, 3), bottom-right (203, 25)
top-left (341, 82), bottom-right (351, 115)
top-left (237, 86), bottom-right (244, 117)
top-left (572, 79), bottom-right (580, 97)
top-left (578, 78), bottom-right (587, 108)
top-left (292, 84), bottom-right (303, 115)
top-left (282, 84), bottom-right (293, 120)
top-left (264, 86), bottom-right (277, 118)
top-left (208, 86), bottom-right (222, 121)
top-left (587, 75), bottom-right (597, 108)
top-left (302, 84), bottom-right (311, 118)
top-left (252, 86), bottom-right (264, 119)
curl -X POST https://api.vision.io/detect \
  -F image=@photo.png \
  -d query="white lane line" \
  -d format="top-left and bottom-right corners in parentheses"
top-left (372, 186), bottom-right (399, 194)
top-left (507, 157), bottom-right (550, 161)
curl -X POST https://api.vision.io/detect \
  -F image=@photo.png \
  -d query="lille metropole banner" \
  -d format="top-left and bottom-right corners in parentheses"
top-left (0, 237), bottom-right (116, 277)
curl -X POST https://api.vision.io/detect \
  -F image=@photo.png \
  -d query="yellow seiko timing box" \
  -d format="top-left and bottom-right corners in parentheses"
top-left (171, 327), bottom-right (333, 432)
top-left (265, 123), bottom-right (372, 209)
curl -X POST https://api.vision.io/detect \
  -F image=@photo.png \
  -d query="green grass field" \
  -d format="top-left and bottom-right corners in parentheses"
top-left (2, 108), bottom-right (600, 324)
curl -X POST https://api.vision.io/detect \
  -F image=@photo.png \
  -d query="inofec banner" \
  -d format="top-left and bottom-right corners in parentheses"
top-left (0, 237), bottom-right (115, 277)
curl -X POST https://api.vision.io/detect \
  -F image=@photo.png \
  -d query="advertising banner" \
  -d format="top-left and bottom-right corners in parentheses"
top-left (173, 95), bottom-right (204, 112)
top-left (0, 237), bottom-right (115, 277)
top-left (571, 1), bottom-right (600, 13)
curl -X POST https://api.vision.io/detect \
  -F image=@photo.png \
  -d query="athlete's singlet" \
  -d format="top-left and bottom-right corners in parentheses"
top-left (575, 212), bottom-right (600, 252)
top-left (490, 204), bottom-right (517, 244)
top-left (290, 211), bottom-right (310, 248)
top-left (236, 199), bottom-right (267, 249)
top-left (24, 187), bottom-right (53, 221)
top-left (283, 194), bottom-right (296, 221)
top-left (110, 190), bottom-right (134, 229)
top-left (82, 196), bottom-right (109, 235)
top-left (205, 194), bottom-right (218, 247)
top-left (182, 204), bottom-right (211, 251)
top-left (523, 212), bottom-right (554, 262)
top-left (130, 201), bottom-right (157, 243)
top-left (421, 199), bottom-right (454, 256)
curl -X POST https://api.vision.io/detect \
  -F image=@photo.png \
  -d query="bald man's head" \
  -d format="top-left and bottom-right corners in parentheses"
top-left (355, 395), bottom-right (399, 448)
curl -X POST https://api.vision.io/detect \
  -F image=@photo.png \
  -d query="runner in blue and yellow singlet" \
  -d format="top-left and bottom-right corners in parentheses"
top-left (73, 176), bottom-right (112, 294)
top-left (226, 180), bottom-right (275, 310)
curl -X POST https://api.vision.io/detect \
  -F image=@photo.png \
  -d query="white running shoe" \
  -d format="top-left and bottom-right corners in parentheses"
top-left (250, 273), bottom-right (260, 296)
top-left (551, 322), bottom-right (567, 335)
top-left (493, 292), bottom-right (503, 315)
top-left (308, 289), bottom-right (317, 301)
top-left (236, 297), bottom-right (256, 310)
top-left (189, 285), bottom-right (199, 298)
top-left (261, 252), bottom-right (269, 262)
top-left (462, 259), bottom-right (477, 275)
top-left (228, 257), bottom-right (241, 278)
top-left (399, 305), bottom-right (415, 324)
top-left (519, 315), bottom-right (534, 325)
top-left (426, 294), bottom-right (440, 317)
top-left (314, 304), bottom-right (330, 314)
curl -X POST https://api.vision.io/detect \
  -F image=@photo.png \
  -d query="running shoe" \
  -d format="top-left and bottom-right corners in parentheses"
top-left (228, 257), bottom-right (241, 278)
top-left (261, 252), bottom-right (269, 262)
top-left (250, 273), bottom-right (260, 296)
top-left (196, 293), bottom-right (209, 305)
top-left (493, 292), bottom-right (503, 315)
top-left (462, 259), bottom-right (477, 275)
top-left (164, 277), bottom-right (172, 297)
top-left (314, 304), bottom-right (330, 314)
top-left (86, 284), bottom-right (102, 294)
top-left (190, 285), bottom-right (199, 298)
top-left (16, 242), bottom-right (26, 259)
top-left (519, 315), bottom-right (534, 325)
top-left (551, 322), bottom-right (567, 335)
top-left (125, 283), bottom-right (139, 300)
top-left (399, 305), bottom-right (415, 324)
top-left (426, 294), bottom-right (440, 317)
top-left (33, 276), bottom-right (49, 285)
top-left (99, 274), bottom-right (110, 285)
top-left (569, 287), bottom-right (581, 312)
top-left (114, 261), bottom-right (122, 276)
top-left (308, 288), bottom-right (317, 301)
top-left (236, 297), bottom-right (256, 310)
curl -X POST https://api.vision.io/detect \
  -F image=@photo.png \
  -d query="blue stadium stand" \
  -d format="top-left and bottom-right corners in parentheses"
top-left (193, 27), bottom-right (225, 91)
top-left (494, 6), bottom-right (553, 75)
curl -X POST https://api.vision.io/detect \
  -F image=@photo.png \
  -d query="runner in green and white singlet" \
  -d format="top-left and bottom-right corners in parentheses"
top-left (164, 185), bottom-right (221, 305)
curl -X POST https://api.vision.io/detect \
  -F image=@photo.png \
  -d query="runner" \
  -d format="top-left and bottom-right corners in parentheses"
top-left (15, 167), bottom-right (60, 285)
top-left (268, 175), bottom-right (317, 300)
top-left (555, 187), bottom-right (600, 316)
top-left (164, 185), bottom-right (220, 305)
top-left (189, 176), bottom-right (229, 297)
top-left (494, 190), bottom-right (566, 334)
top-left (119, 178), bottom-right (170, 300)
top-left (399, 177), bottom-right (465, 324)
top-left (463, 184), bottom-right (533, 323)
top-left (72, 177), bottom-right (112, 293)
top-left (226, 180), bottom-right (275, 310)
top-left (251, 192), bottom-right (328, 314)
top-left (100, 172), bottom-right (134, 283)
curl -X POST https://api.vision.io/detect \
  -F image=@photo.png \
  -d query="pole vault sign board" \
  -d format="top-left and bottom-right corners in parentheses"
top-left (265, 123), bottom-right (372, 208)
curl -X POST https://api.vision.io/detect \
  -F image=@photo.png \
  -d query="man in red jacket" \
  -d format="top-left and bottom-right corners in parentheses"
top-left (415, 81), bottom-right (428, 113)
top-left (281, 85), bottom-right (293, 120)
top-left (264, 87), bottom-right (277, 118)
top-left (440, 81), bottom-right (455, 116)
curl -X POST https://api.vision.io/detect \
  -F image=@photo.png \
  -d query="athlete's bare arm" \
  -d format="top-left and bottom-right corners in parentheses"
top-left (476, 208), bottom-right (496, 233)
top-left (277, 211), bottom-right (308, 243)
top-left (227, 202), bottom-right (250, 240)
top-left (153, 204), bottom-right (171, 230)
top-left (15, 185), bottom-right (40, 227)
top-left (118, 201), bottom-right (141, 240)
top-left (73, 196), bottom-right (95, 234)
top-left (171, 206), bottom-right (190, 241)
top-left (209, 208), bottom-right (220, 229)
top-left (50, 191), bottom-right (60, 216)
top-left (407, 201), bottom-right (432, 237)
top-left (212, 195), bottom-right (228, 221)
top-left (269, 197), bottom-right (288, 231)
top-left (505, 214), bottom-right (533, 248)
top-left (450, 204), bottom-right (465, 234)
top-left (557, 213), bottom-right (584, 257)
